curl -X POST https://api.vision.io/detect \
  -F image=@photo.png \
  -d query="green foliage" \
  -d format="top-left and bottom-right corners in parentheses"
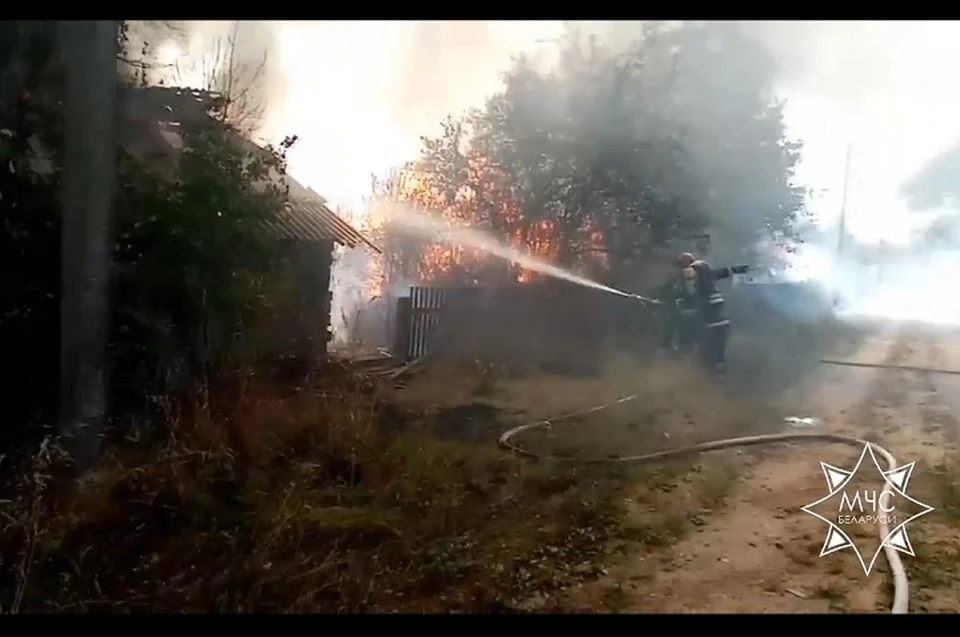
top-left (113, 122), bottom-right (295, 395)
top-left (400, 22), bottom-right (807, 284)
top-left (0, 22), bottom-right (67, 446)
top-left (1, 20), bottom-right (297, 447)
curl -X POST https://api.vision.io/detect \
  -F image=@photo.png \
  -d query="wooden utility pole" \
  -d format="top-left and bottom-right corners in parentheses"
top-left (830, 143), bottom-right (853, 310)
top-left (59, 20), bottom-right (119, 472)
top-left (837, 143), bottom-right (852, 257)
top-left (878, 239), bottom-right (887, 284)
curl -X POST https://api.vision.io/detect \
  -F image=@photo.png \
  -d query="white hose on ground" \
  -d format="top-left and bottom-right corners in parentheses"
top-left (497, 394), bottom-right (910, 614)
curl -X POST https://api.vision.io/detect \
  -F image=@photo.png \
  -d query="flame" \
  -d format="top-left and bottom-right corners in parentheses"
top-left (359, 145), bottom-right (608, 299)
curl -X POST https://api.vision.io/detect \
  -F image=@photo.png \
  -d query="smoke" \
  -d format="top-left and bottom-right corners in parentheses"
top-left (745, 22), bottom-right (960, 238)
top-left (840, 250), bottom-right (960, 325)
top-left (707, 22), bottom-right (960, 327)
top-left (378, 200), bottom-right (639, 299)
top-left (254, 21), bottom-right (573, 211)
top-left (153, 21), bottom-right (960, 335)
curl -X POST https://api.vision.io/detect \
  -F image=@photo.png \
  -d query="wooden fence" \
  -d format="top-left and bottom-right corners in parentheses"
top-left (394, 286), bottom-right (484, 363)
top-left (392, 282), bottom-right (647, 371)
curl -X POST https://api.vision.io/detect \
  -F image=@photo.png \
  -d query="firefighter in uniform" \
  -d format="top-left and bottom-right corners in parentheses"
top-left (674, 261), bottom-right (703, 354)
top-left (657, 258), bottom-right (700, 354)
top-left (656, 276), bottom-right (680, 351)
top-left (673, 253), bottom-right (749, 374)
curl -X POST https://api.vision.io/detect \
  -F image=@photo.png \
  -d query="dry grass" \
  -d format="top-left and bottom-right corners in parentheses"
top-left (401, 356), bottom-right (779, 611)
top-left (0, 352), bottom-right (790, 614)
top-left (905, 446), bottom-right (960, 613)
top-left (510, 358), bottom-right (779, 461)
top-left (0, 362), bottom-right (632, 614)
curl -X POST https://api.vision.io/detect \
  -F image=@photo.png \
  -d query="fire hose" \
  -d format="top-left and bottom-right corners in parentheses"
top-left (497, 394), bottom-right (910, 614)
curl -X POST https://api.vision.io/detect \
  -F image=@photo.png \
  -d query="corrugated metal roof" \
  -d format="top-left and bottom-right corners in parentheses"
top-left (278, 194), bottom-right (381, 254)
top-left (278, 177), bottom-right (381, 253)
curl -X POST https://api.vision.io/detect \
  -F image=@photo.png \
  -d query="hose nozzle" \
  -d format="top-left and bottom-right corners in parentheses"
top-left (629, 293), bottom-right (661, 306)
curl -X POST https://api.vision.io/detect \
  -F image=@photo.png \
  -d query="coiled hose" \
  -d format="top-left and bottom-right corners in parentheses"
top-left (496, 394), bottom-right (910, 614)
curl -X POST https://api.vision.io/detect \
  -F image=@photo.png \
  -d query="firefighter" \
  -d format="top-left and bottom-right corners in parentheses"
top-left (674, 261), bottom-right (702, 354)
top-left (657, 258), bottom-right (700, 354)
top-left (656, 276), bottom-right (680, 351)
top-left (674, 252), bottom-right (749, 374)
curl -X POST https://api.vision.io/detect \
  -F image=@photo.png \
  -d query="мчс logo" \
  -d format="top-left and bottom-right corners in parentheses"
top-left (800, 442), bottom-right (934, 576)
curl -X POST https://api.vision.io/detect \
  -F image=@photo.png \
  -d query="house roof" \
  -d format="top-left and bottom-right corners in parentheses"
top-left (123, 86), bottom-right (380, 253)
top-left (282, 183), bottom-right (382, 253)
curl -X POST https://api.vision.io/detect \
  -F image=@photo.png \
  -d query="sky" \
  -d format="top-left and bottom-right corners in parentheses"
top-left (764, 21), bottom-right (960, 245)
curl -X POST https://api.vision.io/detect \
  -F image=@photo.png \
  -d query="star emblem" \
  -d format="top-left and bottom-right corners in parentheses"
top-left (800, 442), bottom-right (934, 576)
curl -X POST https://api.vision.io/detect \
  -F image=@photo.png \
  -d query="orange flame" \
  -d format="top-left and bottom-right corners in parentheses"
top-left (360, 148), bottom-right (608, 299)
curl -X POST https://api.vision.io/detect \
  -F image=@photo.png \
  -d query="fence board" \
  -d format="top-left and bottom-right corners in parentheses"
top-left (407, 286), bottom-right (446, 361)
top-left (395, 285), bottom-right (485, 362)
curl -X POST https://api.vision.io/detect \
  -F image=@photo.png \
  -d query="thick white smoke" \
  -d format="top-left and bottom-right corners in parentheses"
top-left (741, 22), bottom-right (960, 325)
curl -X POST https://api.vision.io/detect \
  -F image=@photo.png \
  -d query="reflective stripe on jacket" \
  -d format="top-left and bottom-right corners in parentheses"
top-left (691, 260), bottom-right (729, 329)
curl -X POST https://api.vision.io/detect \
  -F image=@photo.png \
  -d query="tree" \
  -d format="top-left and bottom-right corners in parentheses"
top-left (112, 21), bottom-right (293, 414)
top-left (644, 22), bottom-right (807, 264)
top-left (174, 21), bottom-right (271, 135)
top-left (1, 20), bottom-right (295, 459)
top-left (117, 21), bottom-right (188, 89)
top-left (1, 21), bottom-right (68, 453)
top-left (111, 99), bottom-right (294, 415)
top-left (377, 22), bottom-right (807, 290)
top-left (116, 21), bottom-right (274, 135)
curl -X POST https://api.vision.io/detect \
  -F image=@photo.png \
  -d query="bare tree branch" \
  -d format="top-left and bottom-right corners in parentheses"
top-left (183, 21), bottom-right (269, 135)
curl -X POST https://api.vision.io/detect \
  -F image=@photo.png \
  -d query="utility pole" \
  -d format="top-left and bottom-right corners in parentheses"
top-left (837, 143), bottom-right (852, 257)
top-left (878, 239), bottom-right (887, 285)
top-left (830, 143), bottom-right (853, 311)
top-left (59, 20), bottom-right (119, 473)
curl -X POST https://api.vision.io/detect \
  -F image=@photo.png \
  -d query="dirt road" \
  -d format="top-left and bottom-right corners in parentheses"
top-left (579, 322), bottom-right (960, 613)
